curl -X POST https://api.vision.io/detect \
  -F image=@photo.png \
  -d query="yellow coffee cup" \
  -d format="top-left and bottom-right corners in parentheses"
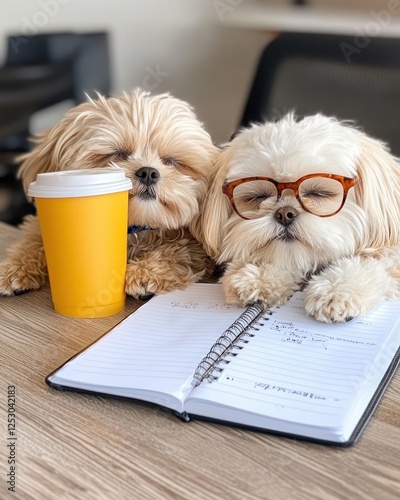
top-left (28, 168), bottom-right (132, 318)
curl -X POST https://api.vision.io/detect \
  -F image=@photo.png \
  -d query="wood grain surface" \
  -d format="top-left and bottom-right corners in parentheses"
top-left (0, 221), bottom-right (399, 500)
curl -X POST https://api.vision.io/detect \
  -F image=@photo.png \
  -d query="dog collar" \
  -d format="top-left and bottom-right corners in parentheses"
top-left (128, 225), bottom-right (156, 234)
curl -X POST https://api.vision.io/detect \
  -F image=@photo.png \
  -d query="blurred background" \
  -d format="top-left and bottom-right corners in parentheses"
top-left (0, 0), bottom-right (399, 225)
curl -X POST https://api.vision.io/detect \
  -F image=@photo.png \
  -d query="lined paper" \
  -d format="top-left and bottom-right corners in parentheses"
top-left (49, 283), bottom-right (400, 440)
top-left (186, 292), bottom-right (400, 439)
top-left (49, 284), bottom-right (246, 408)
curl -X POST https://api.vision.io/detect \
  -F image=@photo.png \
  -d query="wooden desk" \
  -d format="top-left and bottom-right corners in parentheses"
top-left (1, 221), bottom-right (399, 500)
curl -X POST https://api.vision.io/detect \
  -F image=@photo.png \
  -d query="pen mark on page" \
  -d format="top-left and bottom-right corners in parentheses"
top-left (269, 320), bottom-right (378, 350)
top-left (205, 303), bottom-right (244, 311)
top-left (170, 301), bottom-right (243, 310)
top-left (170, 301), bottom-right (199, 309)
top-left (224, 376), bottom-right (341, 403)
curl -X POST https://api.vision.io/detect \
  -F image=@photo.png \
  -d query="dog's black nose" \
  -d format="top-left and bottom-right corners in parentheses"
top-left (275, 206), bottom-right (299, 226)
top-left (135, 167), bottom-right (160, 186)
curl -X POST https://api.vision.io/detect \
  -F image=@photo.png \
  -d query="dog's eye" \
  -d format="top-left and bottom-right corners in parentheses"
top-left (235, 181), bottom-right (275, 206)
top-left (245, 193), bottom-right (272, 202)
top-left (300, 179), bottom-right (339, 200)
top-left (161, 156), bottom-right (182, 167)
top-left (302, 189), bottom-right (336, 199)
top-left (243, 186), bottom-right (275, 203)
top-left (113, 150), bottom-right (131, 161)
top-left (233, 180), bottom-right (277, 217)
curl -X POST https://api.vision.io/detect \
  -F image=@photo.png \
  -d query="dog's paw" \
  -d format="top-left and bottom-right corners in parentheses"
top-left (304, 283), bottom-right (366, 323)
top-left (304, 256), bottom-right (397, 323)
top-left (125, 260), bottom-right (196, 298)
top-left (0, 262), bottom-right (45, 296)
top-left (304, 269), bottom-right (368, 323)
top-left (221, 262), bottom-right (297, 307)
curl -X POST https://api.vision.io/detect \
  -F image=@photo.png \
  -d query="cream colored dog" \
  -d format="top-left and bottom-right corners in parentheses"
top-left (202, 114), bottom-right (400, 323)
top-left (0, 89), bottom-right (218, 298)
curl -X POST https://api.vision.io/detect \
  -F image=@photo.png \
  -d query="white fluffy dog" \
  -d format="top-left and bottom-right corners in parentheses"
top-left (202, 114), bottom-right (400, 323)
top-left (0, 89), bottom-right (218, 298)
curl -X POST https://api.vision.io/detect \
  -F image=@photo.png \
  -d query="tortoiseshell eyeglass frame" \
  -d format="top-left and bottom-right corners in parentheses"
top-left (222, 173), bottom-right (358, 220)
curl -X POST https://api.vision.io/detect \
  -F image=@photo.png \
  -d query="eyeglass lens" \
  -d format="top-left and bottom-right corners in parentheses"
top-left (232, 178), bottom-right (345, 218)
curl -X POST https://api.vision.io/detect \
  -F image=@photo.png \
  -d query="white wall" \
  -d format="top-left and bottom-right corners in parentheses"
top-left (0, 0), bottom-right (269, 143)
top-left (2, 0), bottom-right (387, 143)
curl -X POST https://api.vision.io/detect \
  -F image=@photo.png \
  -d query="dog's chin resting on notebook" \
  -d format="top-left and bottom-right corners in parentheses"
top-left (201, 114), bottom-right (400, 323)
top-left (0, 89), bottom-right (218, 298)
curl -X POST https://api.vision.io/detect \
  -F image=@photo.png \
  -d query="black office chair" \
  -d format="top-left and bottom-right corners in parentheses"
top-left (0, 32), bottom-right (111, 225)
top-left (240, 32), bottom-right (400, 157)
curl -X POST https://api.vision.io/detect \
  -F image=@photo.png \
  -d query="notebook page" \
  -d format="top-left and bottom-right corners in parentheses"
top-left (186, 293), bottom-right (400, 440)
top-left (49, 284), bottom-right (246, 410)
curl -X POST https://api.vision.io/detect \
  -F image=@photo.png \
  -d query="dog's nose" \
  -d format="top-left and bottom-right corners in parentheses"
top-left (275, 206), bottom-right (299, 226)
top-left (135, 167), bottom-right (160, 186)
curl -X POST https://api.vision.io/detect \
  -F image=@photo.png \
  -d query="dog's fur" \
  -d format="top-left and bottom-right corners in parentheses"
top-left (202, 114), bottom-right (400, 323)
top-left (0, 89), bottom-right (218, 298)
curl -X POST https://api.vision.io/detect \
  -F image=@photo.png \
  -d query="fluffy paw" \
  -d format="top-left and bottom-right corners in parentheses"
top-left (0, 262), bottom-right (46, 296)
top-left (304, 283), bottom-right (367, 323)
top-left (304, 263), bottom-right (368, 323)
top-left (221, 262), bottom-right (297, 307)
top-left (304, 256), bottom-right (397, 323)
top-left (125, 259), bottom-right (199, 298)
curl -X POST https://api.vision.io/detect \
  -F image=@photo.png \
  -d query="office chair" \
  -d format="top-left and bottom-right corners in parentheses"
top-left (240, 32), bottom-right (400, 157)
top-left (0, 32), bottom-right (111, 225)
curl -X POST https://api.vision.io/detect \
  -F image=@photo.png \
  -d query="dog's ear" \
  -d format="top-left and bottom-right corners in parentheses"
top-left (17, 101), bottom-right (94, 194)
top-left (356, 134), bottom-right (400, 248)
top-left (188, 175), bottom-right (212, 245)
top-left (187, 146), bottom-right (220, 245)
top-left (18, 127), bottom-right (63, 194)
top-left (200, 152), bottom-right (233, 259)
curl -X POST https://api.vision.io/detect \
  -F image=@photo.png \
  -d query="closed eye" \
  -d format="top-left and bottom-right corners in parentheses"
top-left (238, 192), bottom-right (274, 211)
top-left (233, 180), bottom-right (277, 209)
top-left (243, 186), bottom-right (275, 203)
top-left (114, 150), bottom-right (132, 161)
top-left (101, 149), bottom-right (132, 162)
top-left (161, 156), bottom-right (182, 167)
top-left (245, 192), bottom-right (273, 202)
top-left (302, 189), bottom-right (336, 199)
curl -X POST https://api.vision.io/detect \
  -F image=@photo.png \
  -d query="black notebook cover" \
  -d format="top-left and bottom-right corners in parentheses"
top-left (46, 339), bottom-right (400, 447)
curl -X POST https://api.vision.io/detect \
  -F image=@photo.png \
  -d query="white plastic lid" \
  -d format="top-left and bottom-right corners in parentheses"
top-left (27, 167), bottom-right (132, 198)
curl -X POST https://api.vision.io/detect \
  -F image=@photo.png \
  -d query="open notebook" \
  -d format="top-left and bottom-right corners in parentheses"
top-left (47, 283), bottom-right (400, 445)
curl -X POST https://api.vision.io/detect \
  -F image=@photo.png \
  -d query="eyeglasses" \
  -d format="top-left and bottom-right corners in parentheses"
top-left (222, 174), bottom-right (357, 220)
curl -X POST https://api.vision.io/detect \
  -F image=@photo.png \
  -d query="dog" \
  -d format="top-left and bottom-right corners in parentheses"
top-left (201, 113), bottom-right (400, 323)
top-left (0, 89), bottom-right (218, 299)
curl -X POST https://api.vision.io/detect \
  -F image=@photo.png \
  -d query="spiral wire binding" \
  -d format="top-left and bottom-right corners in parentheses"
top-left (193, 302), bottom-right (273, 387)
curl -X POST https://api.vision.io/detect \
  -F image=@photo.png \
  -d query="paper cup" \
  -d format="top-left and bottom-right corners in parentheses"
top-left (28, 168), bottom-right (132, 318)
